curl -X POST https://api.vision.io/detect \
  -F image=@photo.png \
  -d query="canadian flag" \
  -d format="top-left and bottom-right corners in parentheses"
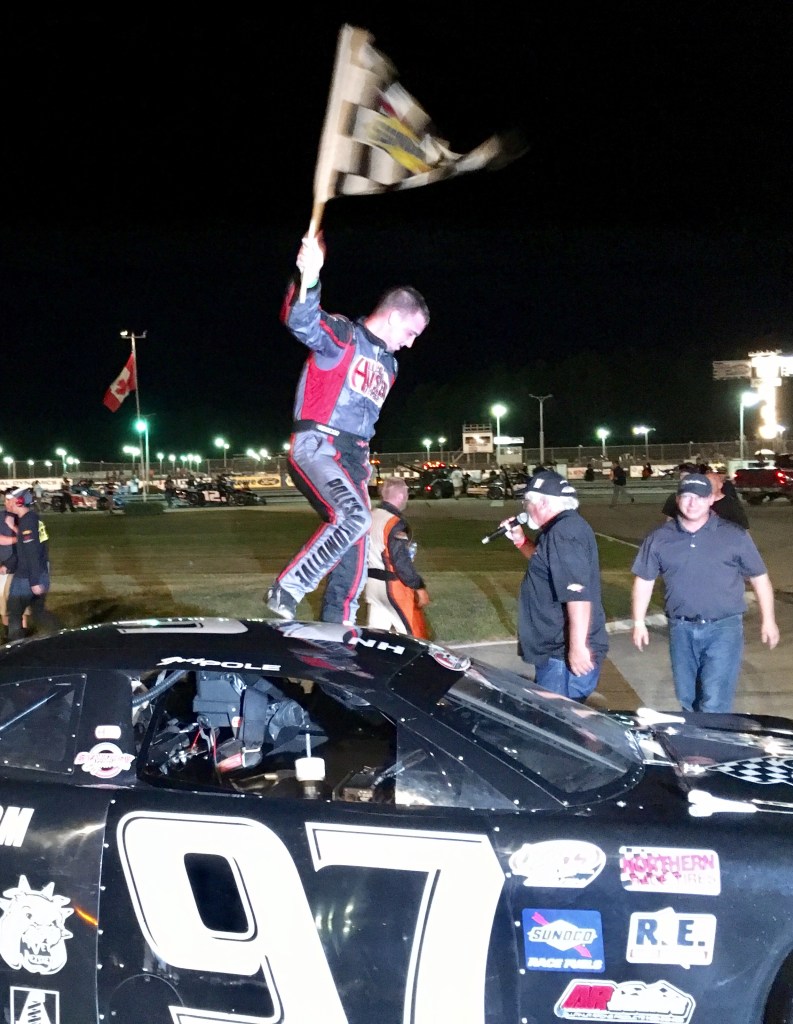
top-left (103, 354), bottom-right (137, 412)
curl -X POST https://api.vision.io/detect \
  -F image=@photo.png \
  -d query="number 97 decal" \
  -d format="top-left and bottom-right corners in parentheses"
top-left (117, 812), bottom-right (504, 1024)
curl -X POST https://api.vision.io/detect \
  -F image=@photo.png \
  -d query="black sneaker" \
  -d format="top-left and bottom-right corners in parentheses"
top-left (266, 583), bottom-right (298, 620)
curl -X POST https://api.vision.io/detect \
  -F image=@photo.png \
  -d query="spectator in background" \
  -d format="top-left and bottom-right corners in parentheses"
top-left (641, 462), bottom-right (653, 479)
top-left (5, 488), bottom-right (60, 642)
top-left (0, 488), bottom-right (19, 641)
top-left (721, 472), bottom-right (739, 500)
top-left (60, 476), bottom-right (75, 513)
top-left (449, 465), bottom-right (464, 499)
top-left (365, 477), bottom-right (429, 637)
top-left (164, 475), bottom-right (177, 508)
top-left (32, 480), bottom-right (44, 512)
top-left (584, 461), bottom-right (596, 482)
top-left (707, 470), bottom-right (750, 529)
top-left (609, 460), bottom-right (632, 506)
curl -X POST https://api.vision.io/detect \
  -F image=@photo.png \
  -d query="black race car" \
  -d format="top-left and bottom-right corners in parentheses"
top-left (1, 618), bottom-right (793, 1023)
top-left (402, 461), bottom-right (455, 499)
top-left (176, 480), bottom-right (260, 506)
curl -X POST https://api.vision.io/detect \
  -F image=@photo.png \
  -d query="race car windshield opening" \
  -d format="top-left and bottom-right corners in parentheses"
top-left (0, 675), bottom-right (85, 770)
top-left (439, 670), bottom-right (641, 796)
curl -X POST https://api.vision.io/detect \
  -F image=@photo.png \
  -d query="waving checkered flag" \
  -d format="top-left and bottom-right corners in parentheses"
top-left (300, 25), bottom-right (526, 297)
top-left (313, 25), bottom-right (523, 203)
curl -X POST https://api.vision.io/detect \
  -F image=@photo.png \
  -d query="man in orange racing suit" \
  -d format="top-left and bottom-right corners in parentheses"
top-left (365, 477), bottom-right (430, 638)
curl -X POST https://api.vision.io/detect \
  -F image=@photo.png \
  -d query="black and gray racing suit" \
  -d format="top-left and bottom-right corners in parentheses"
top-left (275, 277), bottom-right (398, 624)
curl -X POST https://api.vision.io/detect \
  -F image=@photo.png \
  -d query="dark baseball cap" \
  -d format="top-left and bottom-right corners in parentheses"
top-left (677, 473), bottom-right (712, 497)
top-left (526, 470), bottom-right (577, 498)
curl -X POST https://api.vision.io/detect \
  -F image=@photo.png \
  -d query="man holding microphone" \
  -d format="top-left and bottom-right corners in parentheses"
top-left (498, 470), bottom-right (609, 702)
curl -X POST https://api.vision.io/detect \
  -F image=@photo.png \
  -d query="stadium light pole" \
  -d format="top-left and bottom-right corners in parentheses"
top-left (422, 438), bottom-right (432, 460)
top-left (215, 436), bottom-right (229, 469)
top-left (596, 428), bottom-right (610, 458)
top-left (123, 445), bottom-right (140, 475)
top-left (632, 424), bottom-right (655, 459)
top-left (3, 455), bottom-right (14, 481)
top-left (490, 403), bottom-right (507, 465)
top-left (438, 436), bottom-right (447, 462)
top-left (739, 391), bottom-right (762, 462)
top-left (156, 451), bottom-right (164, 474)
top-left (55, 447), bottom-right (67, 476)
top-left (529, 395), bottom-right (552, 466)
top-left (134, 418), bottom-right (150, 501)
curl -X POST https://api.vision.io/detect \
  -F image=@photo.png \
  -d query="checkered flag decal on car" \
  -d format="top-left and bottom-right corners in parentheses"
top-left (709, 757), bottom-right (793, 786)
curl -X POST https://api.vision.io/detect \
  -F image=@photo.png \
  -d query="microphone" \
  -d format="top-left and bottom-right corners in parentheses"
top-left (481, 511), bottom-right (529, 544)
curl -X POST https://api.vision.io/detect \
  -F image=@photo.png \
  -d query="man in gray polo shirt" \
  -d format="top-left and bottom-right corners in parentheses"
top-left (631, 472), bottom-right (779, 712)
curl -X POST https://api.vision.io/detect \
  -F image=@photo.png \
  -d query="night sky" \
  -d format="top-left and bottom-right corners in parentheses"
top-left (2, 4), bottom-right (792, 462)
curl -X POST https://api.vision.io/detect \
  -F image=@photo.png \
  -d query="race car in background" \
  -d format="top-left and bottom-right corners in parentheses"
top-left (48, 486), bottom-right (123, 512)
top-left (175, 479), bottom-right (261, 506)
top-left (2, 617), bottom-right (793, 1022)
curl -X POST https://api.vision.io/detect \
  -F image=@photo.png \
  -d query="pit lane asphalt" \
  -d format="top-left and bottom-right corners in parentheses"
top-left (436, 488), bottom-right (793, 717)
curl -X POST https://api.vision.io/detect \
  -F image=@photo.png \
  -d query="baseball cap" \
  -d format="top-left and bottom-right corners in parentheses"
top-left (10, 487), bottom-right (34, 507)
top-left (525, 470), bottom-right (577, 498)
top-left (677, 473), bottom-right (712, 497)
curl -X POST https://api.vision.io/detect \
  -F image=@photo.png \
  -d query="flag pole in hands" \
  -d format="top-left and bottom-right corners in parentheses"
top-left (298, 22), bottom-right (527, 301)
top-left (300, 25), bottom-right (369, 301)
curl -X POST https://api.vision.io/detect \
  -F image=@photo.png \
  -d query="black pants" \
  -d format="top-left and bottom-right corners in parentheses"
top-left (7, 592), bottom-right (60, 641)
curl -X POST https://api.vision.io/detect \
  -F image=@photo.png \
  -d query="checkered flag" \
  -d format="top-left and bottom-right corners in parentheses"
top-left (710, 756), bottom-right (793, 786)
top-left (300, 25), bottom-right (526, 295)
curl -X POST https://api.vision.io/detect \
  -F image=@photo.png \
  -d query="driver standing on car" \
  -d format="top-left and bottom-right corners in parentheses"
top-left (265, 232), bottom-right (429, 625)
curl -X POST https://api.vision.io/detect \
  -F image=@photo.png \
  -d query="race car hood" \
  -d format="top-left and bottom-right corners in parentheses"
top-left (623, 707), bottom-right (793, 814)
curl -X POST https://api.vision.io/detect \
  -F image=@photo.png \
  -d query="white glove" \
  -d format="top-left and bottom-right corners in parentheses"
top-left (297, 233), bottom-right (325, 288)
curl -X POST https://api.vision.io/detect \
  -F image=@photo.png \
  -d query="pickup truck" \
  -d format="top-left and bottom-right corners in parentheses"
top-left (734, 456), bottom-right (793, 504)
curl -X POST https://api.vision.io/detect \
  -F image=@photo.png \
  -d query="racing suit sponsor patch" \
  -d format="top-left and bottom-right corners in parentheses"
top-left (348, 355), bottom-right (390, 406)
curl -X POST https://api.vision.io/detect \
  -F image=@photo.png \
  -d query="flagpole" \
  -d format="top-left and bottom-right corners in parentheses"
top-left (120, 330), bottom-right (147, 488)
top-left (299, 25), bottom-right (367, 302)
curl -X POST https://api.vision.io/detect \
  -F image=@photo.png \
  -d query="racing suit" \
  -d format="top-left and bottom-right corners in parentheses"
top-left (365, 500), bottom-right (428, 638)
top-left (275, 278), bottom-right (398, 624)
